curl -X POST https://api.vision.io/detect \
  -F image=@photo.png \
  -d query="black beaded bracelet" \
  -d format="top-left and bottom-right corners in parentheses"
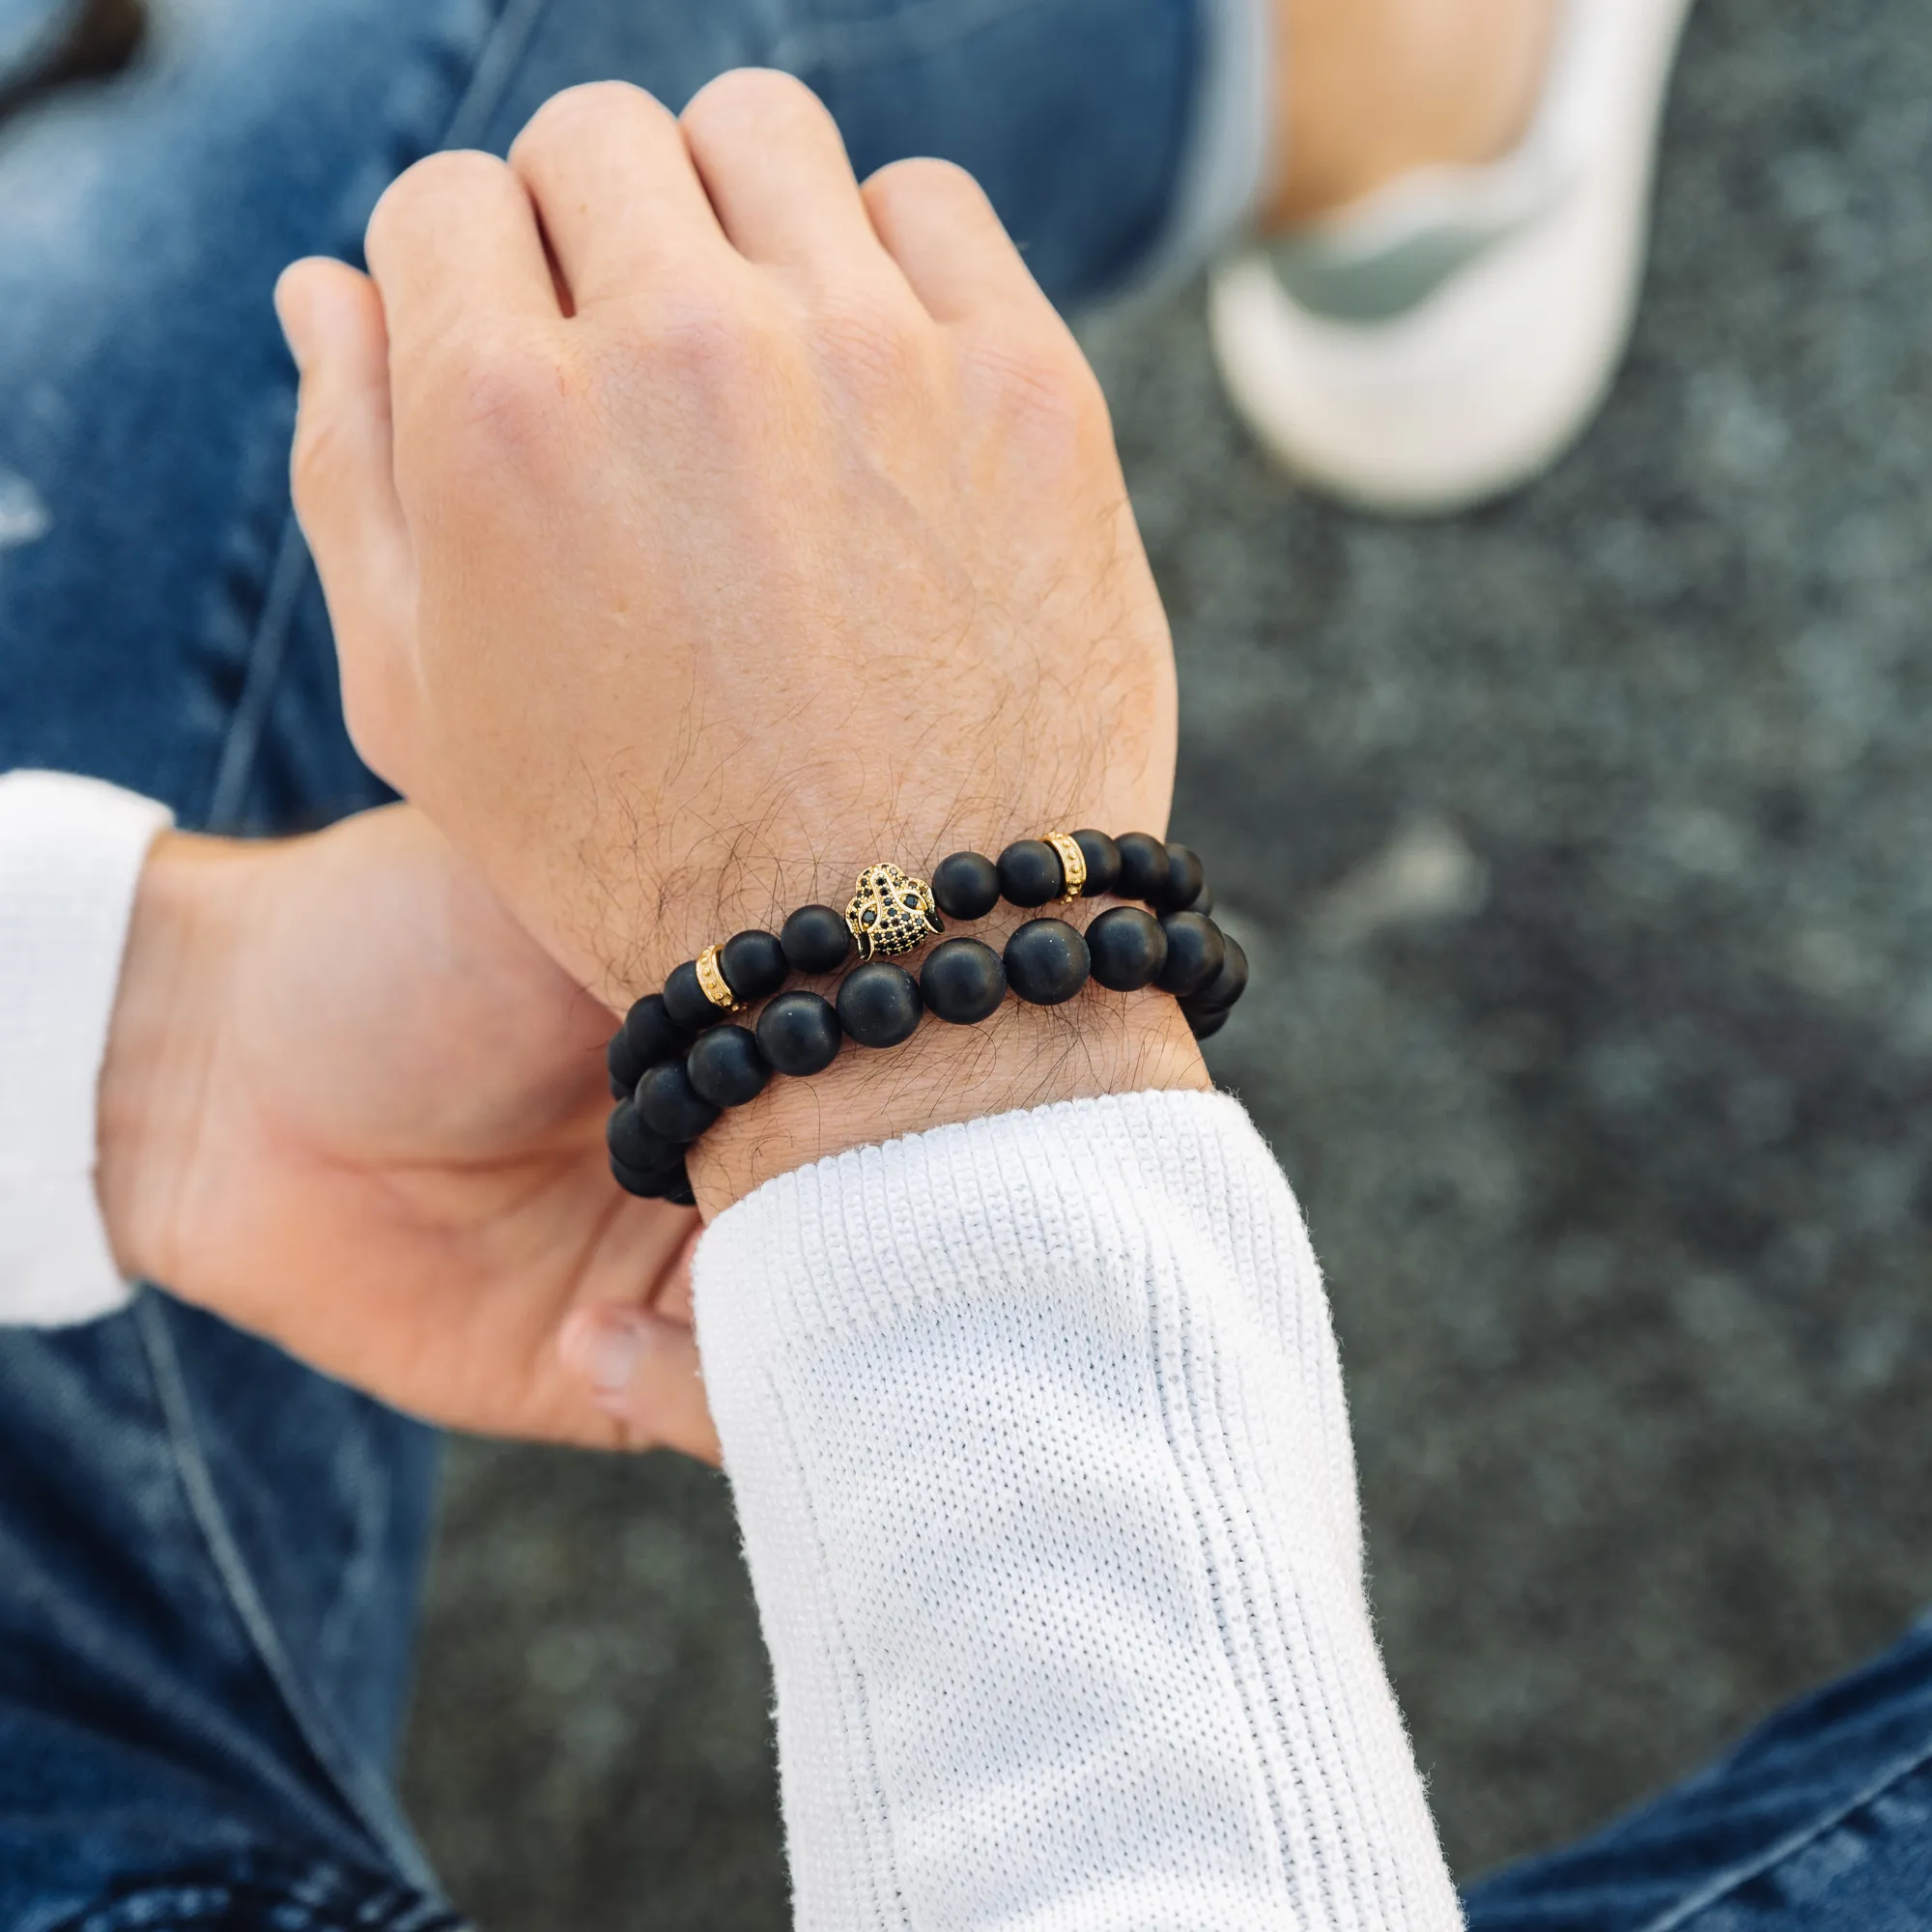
top-left (604, 832), bottom-right (1244, 1201)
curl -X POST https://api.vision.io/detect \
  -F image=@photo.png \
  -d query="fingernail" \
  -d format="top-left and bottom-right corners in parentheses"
top-left (561, 1307), bottom-right (656, 1412)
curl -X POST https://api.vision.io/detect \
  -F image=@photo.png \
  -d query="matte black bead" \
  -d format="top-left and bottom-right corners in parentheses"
top-left (1086, 905), bottom-right (1168, 991)
top-left (1004, 918), bottom-right (1091, 1006)
top-left (1071, 829), bottom-right (1122, 897)
top-left (721, 929), bottom-right (788, 1002)
top-left (1190, 933), bottom-right (1249, 1013)
top-left (921, 938), bottom-right (1007, 1024)
top-left (755, 991), bottom-right (843, 1076)
top-left (997, 838), bottom-right (1065, 908)
top-left (608, 1028), bottom-right (651, 1102)
top-left (932, 850), bottom-right (1002, 922)
top-left (635, 1059), bottom-right (721, 1144)
top-left (663, 960), bottom-right (722, 1033)
top-left (1191, 881), bottom-right (1215, 919)
top-left (1115, 832), bottom-right (1170, 903)
top-left (1162, 843), bottom-right (1207, 913)
top-left (666, 1178), bottom-right (697, 1208)
top-left (610, 1151), bottom-right (655, 1196)
top-left (1155, 912), bottom-right (1226, 999)
top-left (622, 993), bottom-right (682, 1067)
top-left (611, 1150), bottom-right (694, 1201)
top-left (1186, 1007), bottom-right (1230, 1042)
top-left (781, 903), bottom-right (853, 976)
top-left (687, 1025), bottom-right (772, 1108)
top-left (607, 1100), bottom-right (684, 1177)
top-left (838, 962), bottom-right (923, 1048)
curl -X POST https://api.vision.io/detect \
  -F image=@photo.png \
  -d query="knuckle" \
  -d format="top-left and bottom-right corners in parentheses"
top-left (683, 67), bottom-right (830, 145)
top-left (865, 155), bottom-right (990, 223)
top-left (609, 282), bottom-right (791, 398)
top-left (411, 318), bottom-right (572, 462)
top-left (368, 148), bottom-right (509, 248)
top-left (966, 325), bottom-right (1108, 447)
top-left (512, 79), bottom-right (668, 164)
top-left (289, 404), bottom-right (348, 507)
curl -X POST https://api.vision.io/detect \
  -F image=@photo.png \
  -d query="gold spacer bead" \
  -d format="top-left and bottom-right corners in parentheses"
top-left (695, 943), bottom-right (744, 1013)
top-left (1045, 832), bottom-right (1088, 903)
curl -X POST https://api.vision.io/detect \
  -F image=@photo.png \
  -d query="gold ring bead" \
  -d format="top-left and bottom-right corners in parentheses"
top-left (1045, 832), bottom-right (1088, 902)
top-left (695, 944), bottom-right (744, 1014)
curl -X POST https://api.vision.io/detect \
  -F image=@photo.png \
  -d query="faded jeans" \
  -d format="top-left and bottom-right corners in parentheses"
top-left (2, 1), bottom-right (1931, 1925)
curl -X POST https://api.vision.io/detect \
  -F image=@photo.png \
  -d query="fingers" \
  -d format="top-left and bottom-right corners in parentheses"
top-left (561, 1300), bottom-right (721, 1465)
top-left (364, 149), bottom-right (556, 369)
top-left (509, 82), bottom-right (731, 312)
top-left (682, 70), bottom-right (886, 281)
top-left (276, 259), bottom-right (416, 759)
top-left (862, 157), bottom-right (1048, 325)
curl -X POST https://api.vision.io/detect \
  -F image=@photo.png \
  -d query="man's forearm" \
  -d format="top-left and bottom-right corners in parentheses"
top-left (95, 829), bottom-right (264, 1294)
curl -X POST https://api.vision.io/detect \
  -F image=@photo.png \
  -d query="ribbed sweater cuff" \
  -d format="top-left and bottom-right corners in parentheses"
top-left (0, 772), bottom-right (172, 1326)
top-left (696, 1089), bottom-right (1461, 1932)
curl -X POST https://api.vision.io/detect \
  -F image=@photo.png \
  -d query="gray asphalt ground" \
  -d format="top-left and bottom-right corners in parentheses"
top-left (400, 2), bottom-right (1932, 1921)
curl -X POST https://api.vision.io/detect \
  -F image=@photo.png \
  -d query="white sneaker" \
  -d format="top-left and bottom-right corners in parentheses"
top-left (1207, 0), bottom-right (1699, 515)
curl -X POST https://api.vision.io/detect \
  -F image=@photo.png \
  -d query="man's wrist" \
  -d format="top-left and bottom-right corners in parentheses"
top-left (95, 833), bottom-right (259, 1286)
top-left (687, 901), bottom-right (1213, 1213)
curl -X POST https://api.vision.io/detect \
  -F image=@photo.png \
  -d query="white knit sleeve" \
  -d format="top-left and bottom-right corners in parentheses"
top-left (694, 1089), bottom-right (1462, 1931)
top-left (0, 771), bottom-right (173, 1327)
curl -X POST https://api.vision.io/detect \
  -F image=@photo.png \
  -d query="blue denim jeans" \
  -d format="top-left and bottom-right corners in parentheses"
top-left (2, 2), bottom-right (1930, 1926)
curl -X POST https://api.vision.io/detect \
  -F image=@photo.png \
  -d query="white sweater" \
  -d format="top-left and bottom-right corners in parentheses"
top-left (0, 770), bottom-right (1462, 1930)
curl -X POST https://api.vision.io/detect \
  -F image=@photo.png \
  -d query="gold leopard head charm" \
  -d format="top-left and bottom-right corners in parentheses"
top-left (844, 863), bottom-right (944, 961)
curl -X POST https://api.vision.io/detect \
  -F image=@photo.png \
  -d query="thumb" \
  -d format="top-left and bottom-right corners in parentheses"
top-left (560, 1301), bottom-right (723, 1465)
top-left (275, 256), bottom-right (417, 780)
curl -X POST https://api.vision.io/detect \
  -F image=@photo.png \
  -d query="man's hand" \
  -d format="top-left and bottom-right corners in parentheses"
top-left (277, 71), bottom-right (1208, 1212)
top-left (97, 806), bottom-right (718, 1460)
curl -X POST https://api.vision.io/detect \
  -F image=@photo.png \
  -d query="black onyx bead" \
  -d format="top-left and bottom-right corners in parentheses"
top-left (1115, 832), bottom-right (1170, 904)
top-left (607, 1100), bottom-right (683, 1177)
top-left (932, 850), bottom-right (1002, 922)
top-left (997, 838), bottom-right (1065, 908)
top-left (1190, 933), bottom-right (1249, 1013)
top-left (721, 929), bottom-right (788, 1002)
top-left (663, 960), bottom-right (721, 1033)
top-left (666, 1177), bottom-right (697, 1208)
top-left (1162, 843), bottom-right (1207, 913)
top-left (1185, 1007), bottom-right (1230, 1043)
top-left (781, 903), bottom-right (853, 976)
top-left (636, 1059), bottom-right (722, 1144)
top-left (1086, 906), bottom-right (1168, 991)
top-left (686, 1025), bottom-right (772, 1108)
top-left (611, 1151), bottom-right (694, 1201)
top-left (921, 938), bottom-right (1007, 1024)
top-left (608, 1029), bottom-right (651, 1102)
top-left (622, 993), bottom-right (682, 1068)
top-left (1155, 912), bottom-right (1226, 999)
top-left (756, 991), bottom-right (843, 1076)
top-left (1071, 829), bottom-right (1122, 897)
top-left (1004, 919), bottom-right (1091, 1006)
top-left (838, 962), bottom-right (923, 1048)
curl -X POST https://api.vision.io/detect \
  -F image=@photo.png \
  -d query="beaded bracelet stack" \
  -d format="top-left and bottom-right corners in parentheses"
top-left (604, 830), bottom-right (1248, 1204)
